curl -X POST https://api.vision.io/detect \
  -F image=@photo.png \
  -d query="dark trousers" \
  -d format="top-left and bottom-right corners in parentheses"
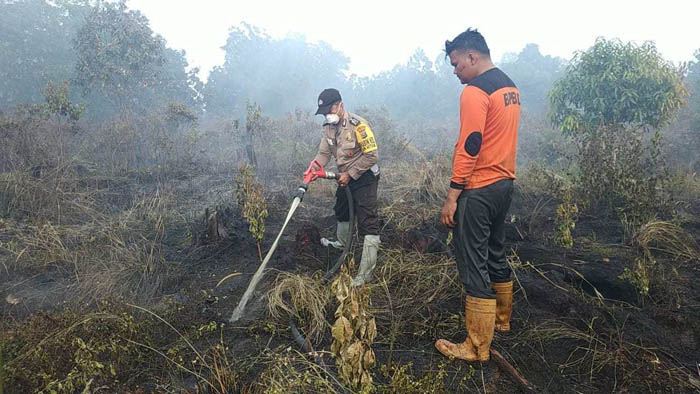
top-left (454, 179), bottom-right (514, 299)
top-left (334, 171), bottom-right (379, 237)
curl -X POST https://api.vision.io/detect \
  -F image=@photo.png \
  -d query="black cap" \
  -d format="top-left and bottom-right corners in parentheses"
top-left (315, 88), bottom-right (342, 115)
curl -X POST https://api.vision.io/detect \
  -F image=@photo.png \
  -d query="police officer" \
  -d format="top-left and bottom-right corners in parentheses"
top-left (310, 88), bottom-right (380, 286)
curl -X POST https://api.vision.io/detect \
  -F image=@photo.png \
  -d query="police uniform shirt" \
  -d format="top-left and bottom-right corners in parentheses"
top-left (313, 112), bottom-right (378, 180)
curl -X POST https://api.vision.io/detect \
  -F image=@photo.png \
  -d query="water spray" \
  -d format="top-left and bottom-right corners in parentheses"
top-left (229, 160), bottom-right (351, 323)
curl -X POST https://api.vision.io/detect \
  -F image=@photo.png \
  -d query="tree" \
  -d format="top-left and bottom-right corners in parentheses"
top-left (686, 50), bottom-right (700, 130)
top-left (147, 48), bottom-right (204, 112)
top-left (549, 38), bottom-right (687, 222)
top-left (72, 0), bottom-right (166, 114)
top-left (0, 0), bottom-right (91, 109)
top-left (71, 1), bottom-right (203, 119)
top-left (550, 38), bottom-right (686, 135)
top-left (203, 24), bottom-right (350, 118)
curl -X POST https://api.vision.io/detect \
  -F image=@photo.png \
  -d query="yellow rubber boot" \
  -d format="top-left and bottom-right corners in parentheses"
top-left (492, 281), bottom-right (513, 332)
top-left (435, 296), bottom-right (496, 362)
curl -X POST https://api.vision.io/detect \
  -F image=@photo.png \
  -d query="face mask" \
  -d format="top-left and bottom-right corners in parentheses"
top-left (325, 114), bottom-right (340, 124)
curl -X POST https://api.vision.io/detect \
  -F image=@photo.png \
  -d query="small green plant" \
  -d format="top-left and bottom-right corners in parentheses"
top-left (201, 343), bottom-right (239, 394)
top-left (620, 256), bottom-right (653, 296)
top-left (379, 360), bottom-right (473, 394)
top-left (244, 101), bottom-right (264, 167)
top-left (42, 81), bottom-right (86, 121)
top-left (0, 305), bottom-right (153, 393)
top-left (257, 347), bottom-right (340, 394)
top-left (331, 263), bottom-right (376, 392)
top-left (235, 163), bottom-right (268, 262)
top-left (555, 188), bottom-right (578, 248)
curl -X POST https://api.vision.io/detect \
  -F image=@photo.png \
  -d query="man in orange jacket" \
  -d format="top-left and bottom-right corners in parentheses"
top-left (435, 28), bottom-right (520, 363)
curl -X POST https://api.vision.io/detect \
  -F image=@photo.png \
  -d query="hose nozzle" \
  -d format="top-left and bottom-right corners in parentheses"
top-left (294, 184), bottom-right (308, 202)
top-left (303, 159), bottom-right (337, 183)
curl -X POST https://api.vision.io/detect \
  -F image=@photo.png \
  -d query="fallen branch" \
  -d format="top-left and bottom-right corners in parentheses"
top-left (490, 349), bottom-right (535, 392)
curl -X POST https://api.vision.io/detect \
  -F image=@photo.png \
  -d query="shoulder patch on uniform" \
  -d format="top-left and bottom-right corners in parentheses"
top-left (354, 121), bottom-right (377, 154)
top-left (464, 131), bottom-right (482, 156)
top-left (349, 117), bottom-right (360, 126)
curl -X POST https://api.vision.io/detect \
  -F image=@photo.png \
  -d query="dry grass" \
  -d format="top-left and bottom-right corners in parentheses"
top-left (368, 248), bottom-right (462, 344)
top-left (267, 272), bottom-right (331, 343)
top-left (126, 304), bottom-right (244, 394)
top-left (0, 300), bottom-right (248, 394)
top-left (528, 318), bottom-right (617, 376)
top-left (263, 248), bottom-right (466, 391)
top-left (525, 317), bottom-right (692, 391)
top-left (665, 169), bottom-right (700, 207)
top-left (382, 158), bottom-right (450, 204)
top-left (0, 168), bottom-right (104, 224)
top-left (0, 173), bottom-right (179, 304)
top-left (263, 249), bottom-right (466, 392)
top-left (617, 219), bottom-right (699, 300)
top-left (371, 249), bottom-right (459, 316)
top-left (0, 304), bottom-right (160, 392)
top-left (512, 163), bottom-right (576, 241)
top-left (75, 187), bottom-right (177, 302)
top-left (377, 360), bottom-right (473, 394)
top-left (379, 159), bottom-right (450, 232)
top-left (633, 220), bottom-right (700, 262)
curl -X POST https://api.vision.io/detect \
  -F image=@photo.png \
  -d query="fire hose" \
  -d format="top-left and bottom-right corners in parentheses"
top-left (228, 159), bottom-right (353, 391)
top-left (230, 159), bottom-right (354, 321)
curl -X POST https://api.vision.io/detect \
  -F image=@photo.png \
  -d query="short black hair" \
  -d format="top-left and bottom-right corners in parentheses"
top-left (445, 28), bottom-right (490, 57)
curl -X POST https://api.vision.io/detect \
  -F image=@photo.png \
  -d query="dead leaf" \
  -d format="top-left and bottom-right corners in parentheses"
top-left (331, 340), bottom-right (340, 355)
top-left (361, 370), bottom-right (372, 386)
top-left (346, 341), bottom-right (363, 365)
top-left (335, 303), bottom-right (343, 317)
top-left (366, 318), bottom-right (377, 342)
top-left (332, 316), bottom-right (350, 343)
top-left (6, 294), bottom-right (19, 305)
top-left (336, 280), bottom-right (349, 303)
top-left (343, 316), bottom-right (353, 342)
top-left (349, 299), bottom-right (359, 319)
top-left (341, 363), bottom-right (351, 378)
top-left (363, 349), bottom-right (376, 368)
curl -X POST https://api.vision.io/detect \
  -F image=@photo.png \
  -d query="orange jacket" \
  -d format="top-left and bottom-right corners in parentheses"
top-left (450, 68), bottom-right (520, 190)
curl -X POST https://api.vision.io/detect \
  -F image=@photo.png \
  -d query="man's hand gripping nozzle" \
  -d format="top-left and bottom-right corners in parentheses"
top-left (295, 159), bottom-right (337, 202)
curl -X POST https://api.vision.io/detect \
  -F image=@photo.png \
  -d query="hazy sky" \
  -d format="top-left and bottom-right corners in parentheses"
top-left (127, 0), bottom-right (699, 81)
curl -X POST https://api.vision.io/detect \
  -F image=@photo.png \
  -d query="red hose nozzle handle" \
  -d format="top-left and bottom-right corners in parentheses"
top-left (303, 159), bottom-right (336, 183)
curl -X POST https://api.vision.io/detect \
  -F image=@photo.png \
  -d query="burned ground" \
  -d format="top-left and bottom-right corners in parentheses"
top-left (1, 158), bottom-right (698, 393)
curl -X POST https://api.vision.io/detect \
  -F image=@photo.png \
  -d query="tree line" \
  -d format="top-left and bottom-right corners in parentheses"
top-left (0, 0), bottom-right (625, 123)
